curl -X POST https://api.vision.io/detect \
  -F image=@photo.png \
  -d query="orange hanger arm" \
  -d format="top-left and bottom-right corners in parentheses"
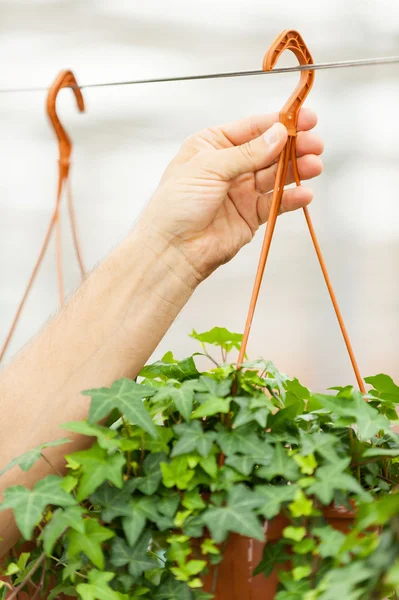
top-left (237, 30), bottom-right (365, 394)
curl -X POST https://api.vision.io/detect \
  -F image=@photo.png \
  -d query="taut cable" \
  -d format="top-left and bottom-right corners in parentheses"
top-left (0, 55), bottom-right (398, 94)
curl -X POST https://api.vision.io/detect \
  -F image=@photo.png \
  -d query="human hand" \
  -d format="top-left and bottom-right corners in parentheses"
top-left (141, 109), bottom-right (323, 282)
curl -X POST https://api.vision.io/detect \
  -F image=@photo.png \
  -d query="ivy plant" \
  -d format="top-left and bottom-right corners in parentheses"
top-left (1, 327), bottom-right (399, 599)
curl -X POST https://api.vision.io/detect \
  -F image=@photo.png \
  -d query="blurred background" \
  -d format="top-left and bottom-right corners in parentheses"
top-left (1, 0), bottom-right (399, 390)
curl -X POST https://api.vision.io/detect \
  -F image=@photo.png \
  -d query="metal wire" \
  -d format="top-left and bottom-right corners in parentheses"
top-left (0, 55), bottom-right (398, 95)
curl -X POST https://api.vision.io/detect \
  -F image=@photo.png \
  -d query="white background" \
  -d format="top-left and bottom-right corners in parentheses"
top-left (1, 0), bottom-right (399, 390)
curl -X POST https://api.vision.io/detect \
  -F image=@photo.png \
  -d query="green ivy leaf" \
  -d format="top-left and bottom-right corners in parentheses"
top-left (67, 519), bottom-right (115, 569)
top-left (219, 427), bottom-right (273, 475)
top-left (171, 559), bottom-right (207, 582)
top-left (161, 456), bottom-right (195, 490)
top-left (152, 383), bottom-right (194, 422)
top-left (256, 484), bottom-right (298, 519)
top-left (308, 458), bottom-right (372, 505)
top-left (288, 490), bottom-right (313, 518)
top-left (196, 454), bottom-right (216, 479)
top-left (216, 425), bottom-right (271, 458)
top-left (135, 453), bottom-right (167, 495)
top-left (361, 447), bottom-right (399, 458)
top-left (190, 327), bottom-right (243, 352)
top-left (48, 582), bottom-right (78, 600)
top-left (0, 475), bottom-right (76, 539)
top-left (356, 492), bottom-right (399, 529)
top-left (299, 431), bottom-right (340, 463)
top-left (172, 422), bottom-right (216, 458)
top-left (158, 492), bottom-right (181, 518)
top-left (182, 514), bottom-right (205, 538)
top-left (140, 356), bottom-right (200, 381)
top-left (285, 378), bottom-right (311, 401)
top-left (67, 443), bottom-right (125, 501)
top-left (259, 361), bottom-right (289, 399)
top-left (312, 390), bottom-right (391, 441)
top-left (257, 444), bottom-right (300, 482)
top-left (83, 378), bottom-right (158, 438)
top-left (313, 525), bottom-right (346, 558)
top-left (293, 453), bottom-right (318, 475)
top-left (203, 484), bottom-right (265, 543)
top-left (292, 565), bottom-right (312, 581)
top-left (225, 455), bottom-right (257, 476)
top-left (0, 438), bottom-right (71, 477)
top-left (292, 538), bottom-right (316, 555)
top-left (365, 374), bottom-right (399, 400)
top-left (90, 480), bottom-right (138, 521)
top-left (122, 496), bottom-right (160, 547)
top-left (315, 563), bottom-right (372, 600)
top-left (76, 570), bottom-right (123, 600)
top-left (61, 421), bottom-right (120, 451)
top-left (253, 540), bottom-right (289, 576)
top-left (275, 583), bottom-right (311, 600)
top-left (191, 396), bottom-right (230, 419)
top-left (191, 375), bottom-right (232, 398)
top-left (154, 576), bottom-right (193, 599)
top-left (41, 505), bottom-right (86, 554)
top-left (232, 396), bottom-right (270, 428)
top-left (144, 427), bottom-right (174, 453)
top-left (110, 529), bottom-right (157, 580)
top-left (182, 490), bottom-right (206, 511)
top-left (283, 526), bottom-right (306, 542)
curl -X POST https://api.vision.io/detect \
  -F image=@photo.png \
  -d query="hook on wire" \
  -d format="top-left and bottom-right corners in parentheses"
top-left (0, 70), bottom-right (86, 363)
top-left (237, 30), bottom-right (365, 393)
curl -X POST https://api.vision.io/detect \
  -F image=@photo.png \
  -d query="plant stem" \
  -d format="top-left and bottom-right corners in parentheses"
top-left (40, 453), bottom-right (63, 477)
top-left (121, 416), bottom-right (131, 438)
top-left (5, 552), bottom-right (46, 600)
top-left (31, 559), bottom-right (46, 600)
top-left (198, 348), bottom-right (220, 368)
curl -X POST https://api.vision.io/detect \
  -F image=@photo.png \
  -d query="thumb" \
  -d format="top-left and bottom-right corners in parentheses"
top-left (204, 122), bottom-right (287, 180)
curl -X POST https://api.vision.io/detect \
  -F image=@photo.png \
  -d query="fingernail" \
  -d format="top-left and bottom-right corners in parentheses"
top-left (263, 122), bottom-right (284, 146)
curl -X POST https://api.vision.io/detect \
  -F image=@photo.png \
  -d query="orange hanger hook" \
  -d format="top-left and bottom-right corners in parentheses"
top-left (238, 30), bottom-right (365, 393)
top-left (0, 70), bottom-right (86, 363)
top-left (263, 29), bottom-right (314, 135)
top-left (46, 69), bottom-right (86, 303)
top-left (46, 69), bottom-right (85, 178)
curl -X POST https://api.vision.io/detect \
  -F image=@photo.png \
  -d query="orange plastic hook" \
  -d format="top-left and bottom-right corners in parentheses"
top-left (0, 70), bottom-right (86, 363)
top-left (46, 69), bottom-right (85, 181)
top-left (263, 29), bottom-right (314, 135)
top-left (238, 30), bottom-right (365, 393)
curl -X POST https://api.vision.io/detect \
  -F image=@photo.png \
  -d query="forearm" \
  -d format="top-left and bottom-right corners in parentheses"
top-left (0, 225), bottom-right (197, 552)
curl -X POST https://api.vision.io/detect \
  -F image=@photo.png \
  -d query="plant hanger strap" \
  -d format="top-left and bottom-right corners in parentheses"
top-left (237, 30), bottom-right (365, 394)
top-left (0, 70), bottom-right (86, 363)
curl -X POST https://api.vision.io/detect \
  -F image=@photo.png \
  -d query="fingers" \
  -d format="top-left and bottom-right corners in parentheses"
top-left (255, 131), bottom-right (324, 193)
top-left (199, 122), bottom-right (288, 180)
top-left (296, 108), bottom-right (318, 133)
top-left (257, 186), bottom-right (314, 224)
top-left (217, 107), bottom-right (318, 146)
top-left (296, 130), bottom-right (324, 157)
top-left (256, 153), bottom-right (323, 193)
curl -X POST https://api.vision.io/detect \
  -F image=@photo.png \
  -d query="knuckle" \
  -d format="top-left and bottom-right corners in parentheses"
top-left (238, 141), bottom-right (256, 165)
top-left (248, 116), bottom-right (263, 139)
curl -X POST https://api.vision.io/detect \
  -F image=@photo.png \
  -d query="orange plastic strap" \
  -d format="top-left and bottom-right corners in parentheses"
top-left (237, 30), bottom-right (365, 393)
top-left (0, 70), bottom-right (86, 362)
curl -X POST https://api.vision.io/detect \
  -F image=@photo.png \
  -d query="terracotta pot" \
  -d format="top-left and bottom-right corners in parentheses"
top-left (201, 506), bottom-right (355, 600)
